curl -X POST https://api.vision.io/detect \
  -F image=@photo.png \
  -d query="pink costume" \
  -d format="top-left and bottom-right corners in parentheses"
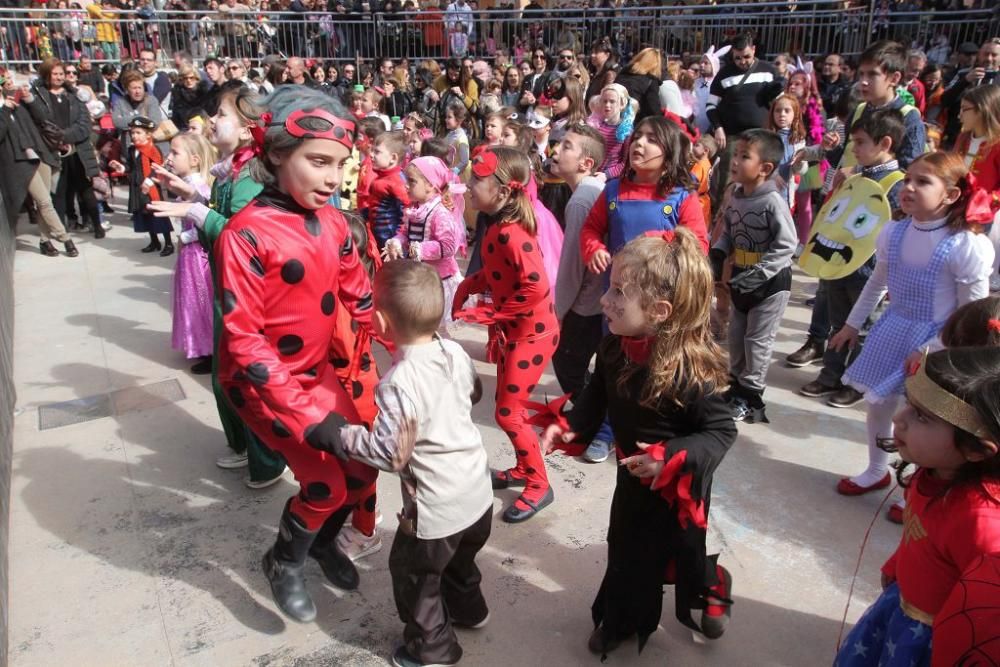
top-left (526, 175), bottom-right (563, 292)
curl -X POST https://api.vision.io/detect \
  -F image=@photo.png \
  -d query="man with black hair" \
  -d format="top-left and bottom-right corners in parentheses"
top-left (941, 38), bottom-right (1000, 144)
top-left (706, 33), bottom-right (784, 204)
top-left (202, 56), bottom-right (226, 116)
top-left (819, 52), bottom-right (849, 116)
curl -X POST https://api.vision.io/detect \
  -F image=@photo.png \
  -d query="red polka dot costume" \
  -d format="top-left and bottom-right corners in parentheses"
top-left (216, 188), bottom-right (379, 532)
top-left (454, 173), bottom-right (559, 521)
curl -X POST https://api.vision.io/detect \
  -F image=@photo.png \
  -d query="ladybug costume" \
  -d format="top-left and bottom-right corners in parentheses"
top-left (453, 152), bottom-right (560, 523)
top-left (215, 108), bottom-right (381, 622)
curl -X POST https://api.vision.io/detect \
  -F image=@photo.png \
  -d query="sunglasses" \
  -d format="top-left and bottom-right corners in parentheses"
top-left (558, 53), bottom-right (574, 59)
top-left (533, 53), bottom-right (546, 59)
top-left (546, 87), bottom-right (566, 100)
top-left (65, 70), bottom-right (78, 75)
top-left (228, 65), bottom-right (243, 71)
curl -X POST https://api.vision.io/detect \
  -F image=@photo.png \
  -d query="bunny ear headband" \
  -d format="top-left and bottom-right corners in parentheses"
top-left (703, 44), bottom-right (731, 76)
top-left (794, 56), bottom-right (814, 87)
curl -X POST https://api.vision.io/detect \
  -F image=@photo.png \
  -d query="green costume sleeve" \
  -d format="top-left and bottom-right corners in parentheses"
top-left (201, 172), bottom-right (263, 244)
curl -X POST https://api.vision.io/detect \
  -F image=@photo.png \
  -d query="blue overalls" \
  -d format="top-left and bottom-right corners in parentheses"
top-left (605, 178), bottom-right (691, 254)
top-left (590, 179), bottom-right (691, 448)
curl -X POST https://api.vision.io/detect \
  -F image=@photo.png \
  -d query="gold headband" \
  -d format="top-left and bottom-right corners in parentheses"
top-left (905, 351), bottom-right (992, 439)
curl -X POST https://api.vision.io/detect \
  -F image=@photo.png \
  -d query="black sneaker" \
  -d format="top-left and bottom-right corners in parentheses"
top-left (828, 387), bottom-right (864, 408)
top-left (190, 356), bottom-right (213, 375)
top-left (799, 380), bottom-right (839, 398)
top-left (786, 336), bottom-right (825, 367)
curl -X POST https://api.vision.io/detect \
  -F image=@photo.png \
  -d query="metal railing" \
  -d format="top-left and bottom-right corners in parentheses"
top-left (0, 2), bottom-right (996, 68)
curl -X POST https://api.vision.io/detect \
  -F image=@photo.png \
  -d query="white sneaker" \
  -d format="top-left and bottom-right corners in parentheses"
top-left (244, 466), bottom-right (287, 489)
top-left (335, 525), bottom-right (383, 562)
top-left (101, 220), bottom-right (112, 231)
top-left (216, 453), bottom-right (249, 469)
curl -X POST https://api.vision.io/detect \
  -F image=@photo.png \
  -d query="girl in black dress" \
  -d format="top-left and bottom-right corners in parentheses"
top-left (542, 228), bottom-right (737, 655)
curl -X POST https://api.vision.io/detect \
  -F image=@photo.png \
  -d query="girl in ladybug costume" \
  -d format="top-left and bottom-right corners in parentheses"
top-left (215, 86), bottom-right (382, 623)
top-left (453, 147), bottom-right (560, 523)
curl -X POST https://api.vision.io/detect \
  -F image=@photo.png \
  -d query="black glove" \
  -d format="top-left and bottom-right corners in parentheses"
top-left (304, 411), bottom-right (349, 460)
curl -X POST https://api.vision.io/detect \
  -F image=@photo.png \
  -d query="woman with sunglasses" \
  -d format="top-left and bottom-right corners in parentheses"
top-left (171, 64), bottom-right (209, 131)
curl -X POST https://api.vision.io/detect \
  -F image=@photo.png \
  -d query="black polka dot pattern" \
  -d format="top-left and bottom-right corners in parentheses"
top-left (305, 482), bottom-right (331, 500)
top-left (535, 322), bottom-right (546, 334)
top-left (522, 242), bottom-right (533, 252)
top-left (222, 289), bottom-right (238, 315)
top-left (331, 357), bottom-right (350, 369)
top-left (506, 384), bottom-right (519, 393)
top-left (246, 362), bottom-right (270, 385)
top-left (321, 291), bottom-right (336, 316)
top-left (352, 380), bottom-right (364, 399)
top-left (498, 232), bottom-right (510, 245)
top-left (272, 419), bottom-right (292, 438)
top-left (281, 259), bottom-right (305, 284)
top-left (277, 334), bottom-right (304, 356)
top-left (228, 386), bottom-right (245, 408)
top-left (359, 353), bottom-right (372, 372)
top-left (527, 272), bottom-right (540, 282)
top-left (345, 476), bottom-right (367, 490)
top-left (517, 360), bottom-right (529, 370)
top-left (498, 407), bottom-right (511, 416)
top-left (364, 494), bottom-right (377, 512)
top-left (238, 228), bottom-right (258, 249)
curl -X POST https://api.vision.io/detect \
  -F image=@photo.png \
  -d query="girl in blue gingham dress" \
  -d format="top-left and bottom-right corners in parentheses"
top-left (826, 153), bottom-right (994, 516)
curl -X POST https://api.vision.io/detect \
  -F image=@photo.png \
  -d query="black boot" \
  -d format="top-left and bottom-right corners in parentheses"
top-left (141, 240), bottom-right (161, 253)
top-left (309, 506), bottom-right (360, 590)
top-left (262, 504), bottom-right (319, 623)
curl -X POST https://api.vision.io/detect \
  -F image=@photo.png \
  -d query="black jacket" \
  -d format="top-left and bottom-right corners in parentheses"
top-left (614, 70), bottom-right (662, 122)
top-left (0, 101), bottom-right (58, 221)
top-left (171, 80), bottom-right (210, 130)
top-left (707, 59), bottom-right (783, 135)
top-left (29, 85), bottom-right (100, 178)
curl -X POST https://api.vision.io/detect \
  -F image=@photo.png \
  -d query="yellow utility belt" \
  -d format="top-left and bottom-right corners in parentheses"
top-left (899, 596), bottom-right (934, 626)
top-left (733, 249), bottom-right (762, 268)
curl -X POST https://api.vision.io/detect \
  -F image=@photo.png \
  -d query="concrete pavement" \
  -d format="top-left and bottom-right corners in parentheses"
top-left (8, 206), bottom-right (902, 666)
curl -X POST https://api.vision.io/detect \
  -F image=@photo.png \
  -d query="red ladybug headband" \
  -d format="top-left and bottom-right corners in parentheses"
top-left (256, 109), bottom-right (356, 152)
top-left (471, 151), bottom-right (524, 191)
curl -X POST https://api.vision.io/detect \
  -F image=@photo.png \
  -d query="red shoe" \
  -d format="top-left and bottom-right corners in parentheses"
top-left (836, 473), bottom-right (891, 496)
top-left (701, 565), bottom-right (733, 639)
top-left (886, 503), bottom-right (904, 524)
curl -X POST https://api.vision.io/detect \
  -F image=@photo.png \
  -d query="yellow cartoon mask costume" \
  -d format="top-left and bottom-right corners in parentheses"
top-left (798, 171), bottom-right (904, 280)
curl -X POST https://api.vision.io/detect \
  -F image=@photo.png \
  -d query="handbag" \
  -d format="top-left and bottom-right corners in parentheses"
top-left (152, 119), bottom-right (179, 142)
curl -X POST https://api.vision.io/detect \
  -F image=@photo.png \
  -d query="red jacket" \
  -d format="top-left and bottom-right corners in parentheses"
top-left (215, 190), bottom-right (376, 442)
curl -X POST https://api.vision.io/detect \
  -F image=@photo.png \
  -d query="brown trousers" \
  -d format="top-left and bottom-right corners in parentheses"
top-left (388, 507), bottom-right (492, 664)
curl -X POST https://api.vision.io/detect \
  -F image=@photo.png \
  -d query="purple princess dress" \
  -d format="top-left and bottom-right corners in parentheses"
top-left (171, 175), bottom-right (214, 359)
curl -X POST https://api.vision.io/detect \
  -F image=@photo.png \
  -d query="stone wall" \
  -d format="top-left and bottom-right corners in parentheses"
top-left (0, 200), bottom-right (13, 665)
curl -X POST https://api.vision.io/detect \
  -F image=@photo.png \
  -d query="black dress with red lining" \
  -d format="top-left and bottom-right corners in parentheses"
top-left (565, 335), bottom-right (737, 648)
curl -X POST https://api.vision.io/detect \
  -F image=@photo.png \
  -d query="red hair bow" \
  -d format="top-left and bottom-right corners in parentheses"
top-left (643, 229), bottom-right (676, 243)
top-left (508, 180), bottom-right (524, 192)
top-left (249, 111), bottom-right (271, 150)
top-left (988, 319), bottom-right (1000, 334)
top-left (963, 172), bottom-right (999, 224)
